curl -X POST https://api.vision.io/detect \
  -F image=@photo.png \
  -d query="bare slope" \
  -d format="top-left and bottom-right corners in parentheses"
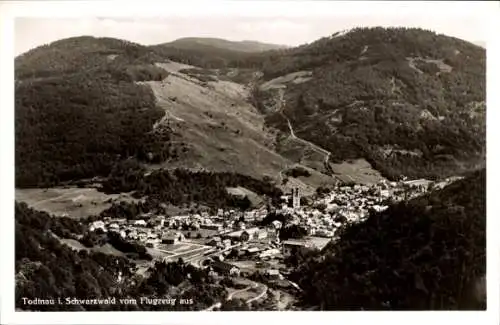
top-left (140, 61), bottom-right (337, 194)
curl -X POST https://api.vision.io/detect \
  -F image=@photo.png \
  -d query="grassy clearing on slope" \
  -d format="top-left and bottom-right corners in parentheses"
top-left (15, 187), bottom-right (140, 219)
top-left (226, 187), bottom-right (263, 206)
top-left (329, 159), bottom-right (386, 184)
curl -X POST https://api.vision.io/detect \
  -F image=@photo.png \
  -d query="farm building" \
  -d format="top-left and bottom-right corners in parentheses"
top-left (225, 227), bottom-right (267, 242)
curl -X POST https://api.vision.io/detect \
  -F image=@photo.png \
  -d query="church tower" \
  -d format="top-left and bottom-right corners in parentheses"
top-left (292, 187), bottom-right (300, 209)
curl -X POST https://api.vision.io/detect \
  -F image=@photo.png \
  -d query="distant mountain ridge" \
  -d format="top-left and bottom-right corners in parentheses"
top-left (163, 37), bottom-right (289, 53)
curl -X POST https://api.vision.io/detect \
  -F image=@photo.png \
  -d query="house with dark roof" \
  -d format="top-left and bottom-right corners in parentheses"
top-left (161, 231), bottom-right (185, 244)
top-left (211, 261), bottom-right (240, 277)
top-left (282, 237), bottom-right (331, 257)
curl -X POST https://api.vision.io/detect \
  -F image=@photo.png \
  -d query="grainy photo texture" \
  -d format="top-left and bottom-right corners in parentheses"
top-left (14, 16), bottom-right (486, 311)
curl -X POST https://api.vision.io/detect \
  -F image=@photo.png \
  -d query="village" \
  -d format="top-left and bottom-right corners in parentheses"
top-left (86, 177), bottom-right (445, 281)
top-left (82, 176), bottom-right (465, 309)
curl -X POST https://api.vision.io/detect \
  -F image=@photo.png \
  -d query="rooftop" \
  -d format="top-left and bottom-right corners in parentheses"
top-left (282, 236), bottom-right (331, 251)
top-left (212, 261), bottom-right (238, 272)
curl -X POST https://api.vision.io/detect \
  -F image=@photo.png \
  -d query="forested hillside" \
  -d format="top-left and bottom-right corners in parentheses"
top-left (289, 168), bottom-right (486, 310)
top-left (15, 37), bottom-right (183, 188)
top-left (259, 27), bottom-right (486, 180)
top-left (149, 27), bottom-right (486, 181)
top-left (15, 36), bottom-right (165, 79)
top-left (101, 164), bottom-right (283, 210)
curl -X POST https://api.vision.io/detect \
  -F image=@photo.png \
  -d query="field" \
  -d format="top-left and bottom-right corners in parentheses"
top-left (226, 187), bottom-right (263, 206)
top-left (58, 239), bottom-right (126, 257)
top-left (15, 187), bottom-right (140, 219)
top-left (153, 241), bottom-right (214, 263)
top-left (329, 158), bottom-right (386, 184)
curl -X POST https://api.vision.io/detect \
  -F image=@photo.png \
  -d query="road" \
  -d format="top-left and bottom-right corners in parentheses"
top-left (275, 88), bottom-right (333, 176)
top-left (282, 112), bottom-right (337, 176)
top-left (203, 302), bottom-right (221, 311)
top-left (183, 243), bottom-right (241, 267)
top-left (227, 283), bottom-right (257, 301)
top-left (203, 280), bottom-right (268, 311)
top-left (282, 113), bottom-right (329, 156)
top-left (286, 117), bottom-right (297, 138)
top-left (152, 110), bottom-right (185, 129)
top-left (246, 282), bottom-right (268, 304)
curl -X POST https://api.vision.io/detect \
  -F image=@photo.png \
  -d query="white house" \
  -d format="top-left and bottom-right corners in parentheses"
top-left (134, 220), bottom-right (147, 227)
top-left (379, 189), bottom-right (391, 198)
top-left (259, 248), bottom-right (280, 259)
top-left (211, 261), bottom-right (240, 277)
top-left (90, 221), bottom-right (106, 232)
top-left (266, 269), bottom-right (282, 280)
top-left (271, 220), bottom-right (283, 230)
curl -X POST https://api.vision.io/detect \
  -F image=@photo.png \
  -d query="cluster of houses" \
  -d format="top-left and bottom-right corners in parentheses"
top-left (89, 216), bottom-right (180, 247)
top-left (275, 179), bottom-right (432, 241)
top-left (87, 177), bottom-right (436, 281)
top-left (88, 206), bottom-right (275, 249)
top-left (164, 208), bottom-right (269, 230)
top-left (206, 260), bottom-right (284, 280)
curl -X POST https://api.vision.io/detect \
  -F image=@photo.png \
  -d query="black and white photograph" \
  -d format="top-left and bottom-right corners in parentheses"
top-left (0, 0), bottom-right (498, 324)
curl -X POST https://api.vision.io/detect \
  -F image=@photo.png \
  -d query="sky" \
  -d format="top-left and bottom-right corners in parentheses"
top-left (12, 1), bottom-right (491, 56)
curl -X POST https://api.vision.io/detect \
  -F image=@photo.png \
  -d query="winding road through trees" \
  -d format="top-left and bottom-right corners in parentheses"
top-left (275, 88), bottom-right (333, 176)
top-left (203, 279), bottom-right (268, 311)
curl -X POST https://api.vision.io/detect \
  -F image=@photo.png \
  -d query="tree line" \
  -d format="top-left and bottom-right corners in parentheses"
top-left (100, 167), bottom-right (283, 211)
